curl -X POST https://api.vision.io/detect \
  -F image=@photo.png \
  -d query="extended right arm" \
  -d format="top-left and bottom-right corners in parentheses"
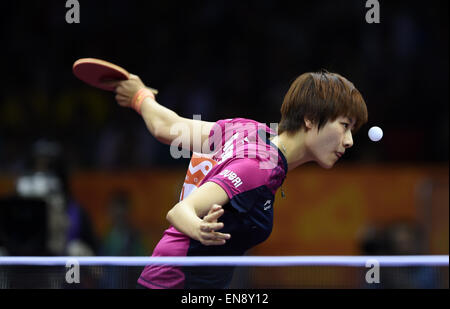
top-left (112, 74), bottom-right (215, 153)
top-left (140, 96), bottom-right (215, 151)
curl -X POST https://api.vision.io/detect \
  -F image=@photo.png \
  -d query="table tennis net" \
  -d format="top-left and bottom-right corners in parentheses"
top-left (0, 256), bottom-right (448, 289)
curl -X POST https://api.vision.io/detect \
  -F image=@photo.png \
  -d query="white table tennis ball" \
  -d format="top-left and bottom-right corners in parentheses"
top-left (368, 126), bottom-right (383, 142)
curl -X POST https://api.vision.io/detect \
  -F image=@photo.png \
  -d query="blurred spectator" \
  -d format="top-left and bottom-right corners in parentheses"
top-left (359, 221), bottom-right (441, 288)
top-left (0, 139), bottom-right (99, 288)
top-left (15, 139), bottom-right (98, 256)
top-left (100, 191), bottom-right (146, 257)
top-left (99, 190), bottom-right (146, 288)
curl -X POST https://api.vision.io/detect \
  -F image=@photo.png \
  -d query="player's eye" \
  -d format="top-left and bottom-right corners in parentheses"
top-left (342, 123), bottom-right (349, 129)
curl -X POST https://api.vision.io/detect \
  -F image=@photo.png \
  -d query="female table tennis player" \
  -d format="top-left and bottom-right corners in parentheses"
top-left (110, 71), bottom-right (368, 288)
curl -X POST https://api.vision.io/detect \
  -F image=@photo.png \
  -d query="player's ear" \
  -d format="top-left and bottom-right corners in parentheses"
top-left (304, 117), bottom-right (314, 130)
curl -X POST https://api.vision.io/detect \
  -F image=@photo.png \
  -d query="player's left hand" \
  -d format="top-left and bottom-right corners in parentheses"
top-left (197, 204), bottom-right (231, 246)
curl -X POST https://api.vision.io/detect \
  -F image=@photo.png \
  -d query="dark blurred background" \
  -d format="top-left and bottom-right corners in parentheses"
top-left (0, 0), bottom-right (448, 288)
top-left (0, 0), bottom-right (448, 171)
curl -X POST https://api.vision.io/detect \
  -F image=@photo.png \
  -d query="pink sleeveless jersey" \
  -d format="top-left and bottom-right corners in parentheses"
top-left (138, 118), bottom-right (288, 289)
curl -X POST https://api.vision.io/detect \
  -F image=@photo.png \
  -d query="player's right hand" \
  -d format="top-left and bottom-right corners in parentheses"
top-left (197, 204), bottom-right (231, 246)
top-left (113, 74), bottom-right (148, 108)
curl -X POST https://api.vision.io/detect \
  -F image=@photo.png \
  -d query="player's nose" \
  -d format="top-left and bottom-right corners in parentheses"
top-left (343, 130), bottom-right (353, 148)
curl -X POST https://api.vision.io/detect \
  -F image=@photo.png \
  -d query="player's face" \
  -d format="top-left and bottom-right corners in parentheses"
top-left (306, 116), bottom-right (355, 169)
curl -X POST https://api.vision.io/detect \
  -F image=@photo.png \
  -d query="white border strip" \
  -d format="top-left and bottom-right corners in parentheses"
top-left (0, 256), bottom-right (448, 266)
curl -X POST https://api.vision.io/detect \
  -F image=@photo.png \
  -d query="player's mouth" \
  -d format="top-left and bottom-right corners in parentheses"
top-left (335, 152), bottom-right (343, 158)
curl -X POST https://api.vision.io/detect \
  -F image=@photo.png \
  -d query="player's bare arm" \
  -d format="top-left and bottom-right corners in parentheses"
top-left (166, 181), bottom-right (231, 246)
top-left (112, 75), bottom-right (215, 152)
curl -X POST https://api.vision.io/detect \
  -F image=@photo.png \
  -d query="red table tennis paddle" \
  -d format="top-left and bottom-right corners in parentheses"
top-left (73, 58), bottom-right (158, 94)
